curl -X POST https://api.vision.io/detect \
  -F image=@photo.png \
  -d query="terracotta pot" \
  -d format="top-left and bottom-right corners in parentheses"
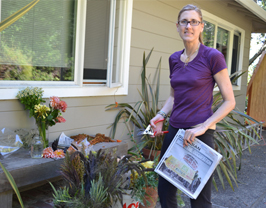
top-left (139, 187), bottom-right (158, 208)
top-left (142, 148), bottom-right (161, 160)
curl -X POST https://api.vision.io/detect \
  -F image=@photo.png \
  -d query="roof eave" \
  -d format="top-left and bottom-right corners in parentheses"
top-left (235, 0), bottom-right (266, 23)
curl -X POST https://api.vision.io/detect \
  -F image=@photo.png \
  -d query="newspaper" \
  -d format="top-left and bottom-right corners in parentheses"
top-left (155, 129), bottom-right (222, 199)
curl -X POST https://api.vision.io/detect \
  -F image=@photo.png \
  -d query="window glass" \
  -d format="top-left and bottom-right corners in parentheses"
top-left (201, 12), bottom-right (244, 88)
top-left (203, 21), bottom-right (215, 47)
top-left (83, 0), bottom-right (121, 85)
top-left (231, 33), bottom-right (240, 84)
top-left (216, 27), bottom-right (229, 62)
top-left (0, 0), bottom-right (76, 81)
top-left (83, 0), bottom-right (110, 84)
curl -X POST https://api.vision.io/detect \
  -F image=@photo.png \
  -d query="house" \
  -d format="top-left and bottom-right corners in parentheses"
top-left (0, 0), bottom-right (266, 147)
top-left (246, 51), bottom-right (266, 127)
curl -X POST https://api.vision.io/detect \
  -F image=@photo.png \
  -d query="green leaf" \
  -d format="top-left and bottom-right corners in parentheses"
top-left (219, 161), bottom-right (234, 191)
top-left (215, 165), bottom-right (225, 189)
top-left (212, 177), bottom-right (218, 192)
top-left (0, 162), bottom-right (24, 208)
top-left (154, 57), bottom-right (162, 108)
top-left (231, 110), bottom-right (260, 124)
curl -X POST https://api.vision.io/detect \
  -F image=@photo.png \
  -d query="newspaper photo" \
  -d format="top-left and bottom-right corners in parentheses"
top-left (155, 129), bottom-right (222, 199)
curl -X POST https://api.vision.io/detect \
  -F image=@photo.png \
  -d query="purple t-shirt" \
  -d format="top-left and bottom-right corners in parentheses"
top-left (169, 44), bottom-right (227, 128)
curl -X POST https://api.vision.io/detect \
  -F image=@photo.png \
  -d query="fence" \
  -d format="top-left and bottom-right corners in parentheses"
top-left (215, 121), bottom-right (264, 156)
top-left (237, 121), bottom-right (264, 150)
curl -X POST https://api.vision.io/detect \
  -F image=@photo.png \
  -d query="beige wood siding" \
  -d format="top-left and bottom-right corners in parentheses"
top-left (0, 0), bottom-right (254, 146)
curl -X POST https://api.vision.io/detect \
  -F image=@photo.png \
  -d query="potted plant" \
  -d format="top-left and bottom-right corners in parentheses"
top-left (113, 155), bottom-right (147, 208)
top-left (131, 160), bottom-right (158, 208)
top-left (50, 149), bottom-right (147, 208)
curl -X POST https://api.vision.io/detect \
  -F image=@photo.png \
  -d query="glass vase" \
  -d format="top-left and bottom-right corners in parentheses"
top-left (31, 136), bottom-right (44, 158)
top-left (36, 120), bottom-right (49, 148)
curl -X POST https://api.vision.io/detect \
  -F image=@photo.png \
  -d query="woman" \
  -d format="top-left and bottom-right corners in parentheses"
top-left (150, 4), bottom-right (236, 208)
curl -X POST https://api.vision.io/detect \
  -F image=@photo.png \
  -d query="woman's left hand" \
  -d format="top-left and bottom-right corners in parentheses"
top-left (183, 124), bottom-right (208, 147)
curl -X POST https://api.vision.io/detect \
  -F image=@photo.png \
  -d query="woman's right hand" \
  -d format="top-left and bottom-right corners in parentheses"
top-left (150, 114), bottom-right (165, 137)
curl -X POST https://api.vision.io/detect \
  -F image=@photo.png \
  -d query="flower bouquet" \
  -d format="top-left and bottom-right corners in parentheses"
top-left (17, 87), bottom-right (67, 148)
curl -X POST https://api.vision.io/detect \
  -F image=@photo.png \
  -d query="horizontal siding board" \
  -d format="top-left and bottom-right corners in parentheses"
top-left (133, 0), bottom-right (179, 22)
top-left (0, 100), bottom-right (24, 112)
top-left (129, 66), bottom-right (170, 85)
top-left (0, 111), bottom-right (35, 129)
top-left (131, 28), bottom-right (182, 54)
top-left (130, 47), bottom-right (171, 70)
top-left (132, 9), bottom-right (177, 39)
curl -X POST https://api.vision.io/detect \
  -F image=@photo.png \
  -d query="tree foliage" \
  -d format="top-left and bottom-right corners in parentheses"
top-left (249, 0), bottom-right (266, 66)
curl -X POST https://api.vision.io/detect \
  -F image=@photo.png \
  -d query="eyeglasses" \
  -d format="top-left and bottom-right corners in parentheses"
top-left (178, 19), bottom-right (202, 26)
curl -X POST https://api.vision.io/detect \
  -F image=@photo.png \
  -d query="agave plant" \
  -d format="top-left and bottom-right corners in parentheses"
top-left (106, 48), bottom-right (168, 155)
top-left (106, 48), bottom-right (262, 192)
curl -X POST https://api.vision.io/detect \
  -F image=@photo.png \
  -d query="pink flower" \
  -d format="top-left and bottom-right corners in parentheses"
top-left (50, 96), bottom-right (60, 108)
top-left (56, 116), bottom-right (66, 123)
top-left (59, 100), bottom-right (67, 112)
top-left (43, 147), bottom-right (55, 158)
top-left (54, 149), bottom-right (65, 158)
top-left (43, 147), bottom-right (65, 159)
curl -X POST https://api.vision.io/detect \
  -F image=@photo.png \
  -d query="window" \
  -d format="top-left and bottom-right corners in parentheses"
top-left (83, 0), bottom-right (123, 87)
top-left (83, 0), bottom-right (111, 84)
top-left (202, 10), bottom-right (245, 89)
top-left (0, 0), bottom-right (133, 99)
top-left (0, 0), bottom-right (76, 81)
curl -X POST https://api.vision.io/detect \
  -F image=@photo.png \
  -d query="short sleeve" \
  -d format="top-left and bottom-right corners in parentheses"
top-left (209, 49), bottom-right (228, 75)
top-left (169, 51), bottom-right (181, 79)
top-left (169, 55), bottom-right (173, 79)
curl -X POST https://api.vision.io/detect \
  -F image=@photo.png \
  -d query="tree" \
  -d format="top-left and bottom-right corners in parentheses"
top-left (249, 34), bottom-right (266, 66)
top-left (249, 0), bottom-right (266, 66)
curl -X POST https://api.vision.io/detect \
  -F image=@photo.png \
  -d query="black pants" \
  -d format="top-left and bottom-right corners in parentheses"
top-left (158, 125), bottom-right (215, 208)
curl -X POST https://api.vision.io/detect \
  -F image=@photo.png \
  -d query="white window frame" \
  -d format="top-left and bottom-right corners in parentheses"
top-left (202, 10), bottom-right (245, 91)
top-left (0, 0), bottom-right (133, 100)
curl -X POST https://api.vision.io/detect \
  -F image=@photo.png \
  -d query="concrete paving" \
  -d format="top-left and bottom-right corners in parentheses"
top-left (155, 130), bottom-right (266, 208)
top-left (13, 130), bottom-right (266, 208)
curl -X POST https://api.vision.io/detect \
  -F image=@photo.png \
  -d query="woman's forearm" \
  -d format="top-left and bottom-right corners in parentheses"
top-left (159, 87), bottom-right (174, 115)
top-left (203, 99), bottom-right (236, 129)
top-left (160, 96), bottom-right (174, 115)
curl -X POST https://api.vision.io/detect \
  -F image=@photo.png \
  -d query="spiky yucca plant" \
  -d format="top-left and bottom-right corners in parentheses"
top-left (211, 87), bottom-right (261, 190)
top-left (106, 48), bottom-right (167, 155)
